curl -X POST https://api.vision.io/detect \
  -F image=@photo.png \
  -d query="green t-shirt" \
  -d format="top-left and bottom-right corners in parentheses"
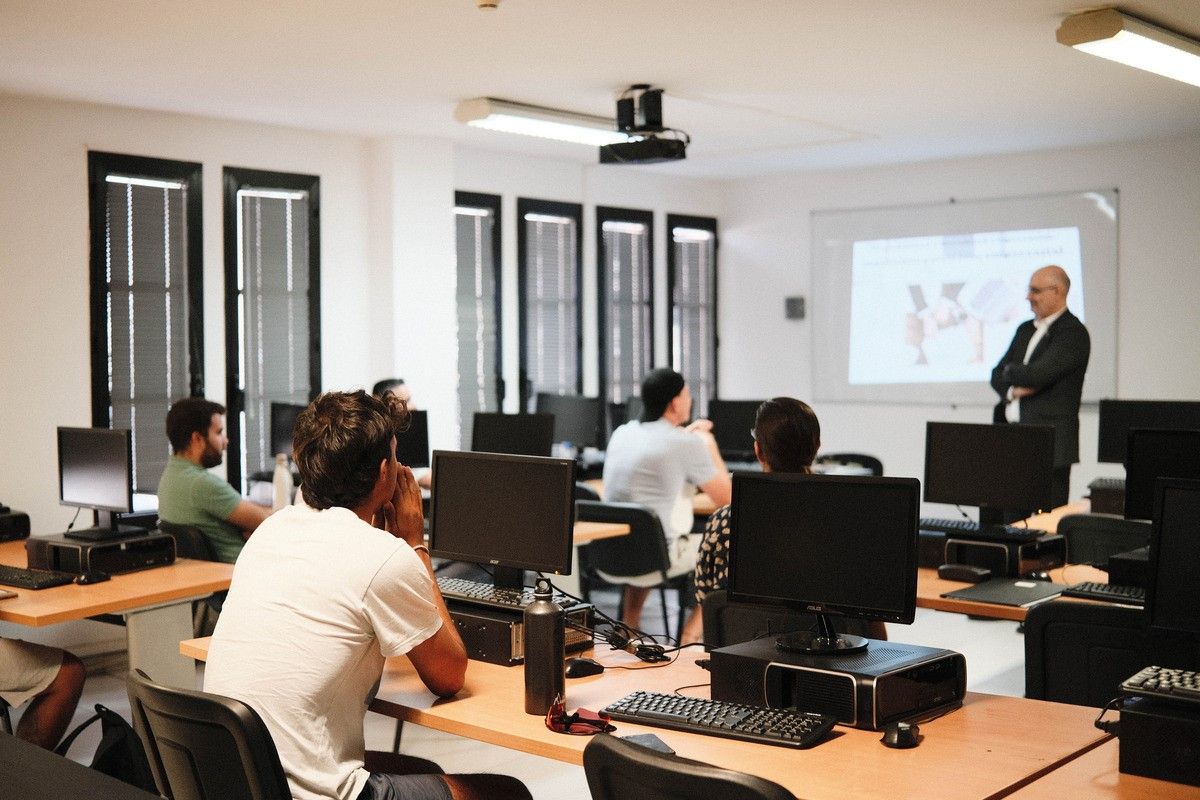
top-left (156, 456), bottom-right (245, 563)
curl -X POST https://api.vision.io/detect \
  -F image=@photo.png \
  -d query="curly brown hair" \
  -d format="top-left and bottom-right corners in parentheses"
top-left (292, 390), bottom-right (411, 510)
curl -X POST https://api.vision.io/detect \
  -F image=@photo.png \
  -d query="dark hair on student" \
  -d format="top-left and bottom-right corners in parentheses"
top-left (166, 398), bottom-right (226, 453)
top-left (639, 368), bottom-right (687, 422)
top-left (753, 397), bottom-right (821, 473)
top-left (292, 390), bottom-right (411, 511)
top-left (371, 378), bottom-right (406, 398)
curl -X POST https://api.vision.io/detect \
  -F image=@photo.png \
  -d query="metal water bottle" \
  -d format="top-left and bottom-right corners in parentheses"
top-left (523, 577), bottom-right (565, 715)
top-left (272, 454), bottom-right (294, 510)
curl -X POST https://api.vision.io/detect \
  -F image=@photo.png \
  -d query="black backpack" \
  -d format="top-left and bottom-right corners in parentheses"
top-left (55, 703), bottom-right (157, 793)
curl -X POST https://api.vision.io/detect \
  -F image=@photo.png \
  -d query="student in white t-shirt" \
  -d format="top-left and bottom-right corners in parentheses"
top-left (205, 390), bottom-right (530, 800)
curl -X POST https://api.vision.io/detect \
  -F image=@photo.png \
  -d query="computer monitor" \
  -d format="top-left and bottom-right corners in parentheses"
top-left (394, 410), bottom-right (430, 469)
top-left (470, 413), bottom-right (554, 457)
top-left (707, 400), bottom-right (764, 462)
top-left (728, 472), bottom-right (919, 655)
top-left (535, 393), bottom-right (603, 449)
top-left (1097, 399), bottom-right (1200, 464)
top-left (57, 426), bottom-right (135, 540)
top-left (270, 402), bottom-right (306, 459)
top-left (924, 422), bottom-right (1055, 527)
top-left (1145, 478), bottom-right (1200, 638)
top-left (1123, 429), bottom-right (1200, 521)
top-left (428, 450), bottom-right (576, 590)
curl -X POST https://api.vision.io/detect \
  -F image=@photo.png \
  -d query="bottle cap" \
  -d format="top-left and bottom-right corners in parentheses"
top-left (533, 577), bottom-right (553, 596)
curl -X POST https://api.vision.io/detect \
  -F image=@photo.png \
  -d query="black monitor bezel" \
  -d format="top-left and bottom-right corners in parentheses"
top-left (707, 399), bottom-right (764, 461)
top-left (1097, 399), bottom-right (1200, 464)
top-left (1123, 428), bottom-right (1200, 521)
top-left (470, 412), bottom-right (555, 457)
top-left (57, 426), bottom-right (134, 514)
top-left (428, 449), bottom-right (577, 576)
top-left (534, 392), bottom-right (603, 449)
top-left (394, 410), bottom-right (430, 469)
top-left (270, 402), bottom-right (307, 459)
top-left (923, 421), bottom-right (1055, 514)
top-left (1145, 477), bottom-right (1200, 637)
top-left (727, 472), bottom-right (920, 625)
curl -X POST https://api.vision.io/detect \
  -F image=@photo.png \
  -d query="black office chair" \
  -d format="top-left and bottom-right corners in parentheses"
top-left (1055, 513), bottom-right (1150, 568)
top-left (701, 589), bottom-right (874, 651)
top-left (815, 452), bottom-right (883, 476)
top-left (1024, 600), bottom-right (1200, 707)
top-left (574, 482), bottom-right (601, 501)
top-left (575, 500), bottom-right (692, 642)
top-left (156, 520), bottom-right (224, 637)
top-left (127, 668), bottom-right (291, 800)
top-left (583, 733), bottom-right (797, 800)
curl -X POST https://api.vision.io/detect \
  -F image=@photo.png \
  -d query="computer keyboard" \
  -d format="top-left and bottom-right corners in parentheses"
top-left (1060, 581), bottom-right (1145, 606)
top-left (436, 577), bottom-right (584, 611)
top-left (602, 690), bottom-right (837, 749)
top-left (0, 564), bottom-right (77, 590)
top-left (1121, 666), bottom-right (1200, 707)
top-left (1088, 477), bottom-right (1126, 493)
top-left (918, 517), bottom-right (1044, 543)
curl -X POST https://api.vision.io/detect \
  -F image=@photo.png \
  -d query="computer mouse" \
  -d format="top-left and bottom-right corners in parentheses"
top-left (565, 657), bottom-right (605, 679)
top-left (1025, 571), bottom-right (1052, 582)
top-left (74, 570), bottom-right (111, 585)
top-left (880, 721), bottom-right (920, 749)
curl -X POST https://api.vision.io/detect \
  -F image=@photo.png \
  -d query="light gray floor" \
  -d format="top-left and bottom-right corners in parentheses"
top-left (39, 588), bottom-right (1026, 800)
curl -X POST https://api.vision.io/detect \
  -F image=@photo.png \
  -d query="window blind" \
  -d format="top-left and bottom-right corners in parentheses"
top-left (671, 225), bottom-right (716, 417)
top-left (600, 219), bottom-right (653, 405)
top-left (522, 211), bottom-right (580, 406)
top-left (455, 202), bottom-right (500, 446)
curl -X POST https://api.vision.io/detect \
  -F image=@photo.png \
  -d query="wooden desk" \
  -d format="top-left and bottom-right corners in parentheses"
top-left (1008, 739), bottom-right (1198, 799)
top-left (183, 638), bottom-right (1108, 800)
top-left (1, 539), bottom-right (231, 686)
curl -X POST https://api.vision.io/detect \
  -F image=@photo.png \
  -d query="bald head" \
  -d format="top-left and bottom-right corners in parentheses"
top-left (1027, 265), bottom-right (1069, 320)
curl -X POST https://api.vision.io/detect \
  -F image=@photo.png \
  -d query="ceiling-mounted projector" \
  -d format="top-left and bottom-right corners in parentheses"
top-left (599, 85), bottom-right (689, 164)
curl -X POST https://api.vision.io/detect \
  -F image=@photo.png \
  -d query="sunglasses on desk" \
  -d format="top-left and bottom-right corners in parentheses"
top-left (545, 694), bottom-right (615, 735)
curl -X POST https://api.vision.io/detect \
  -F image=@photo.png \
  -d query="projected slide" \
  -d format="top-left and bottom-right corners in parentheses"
top-left (847, 227), bottom-right (1083, 385)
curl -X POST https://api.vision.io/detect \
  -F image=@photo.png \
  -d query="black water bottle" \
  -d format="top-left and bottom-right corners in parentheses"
top-left (524, 577), bottom-right (565, 715)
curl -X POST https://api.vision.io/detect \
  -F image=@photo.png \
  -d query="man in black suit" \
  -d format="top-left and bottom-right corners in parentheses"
top-left (991, 265), bottom-right (1090, 510)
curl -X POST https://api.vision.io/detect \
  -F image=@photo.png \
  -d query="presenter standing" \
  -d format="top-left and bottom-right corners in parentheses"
top-left (990, 265), bottom-right (1090, 510)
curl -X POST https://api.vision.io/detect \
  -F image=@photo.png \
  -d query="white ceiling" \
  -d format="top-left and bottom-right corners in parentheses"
top-left (2, 0), bottom-right (1199, 179)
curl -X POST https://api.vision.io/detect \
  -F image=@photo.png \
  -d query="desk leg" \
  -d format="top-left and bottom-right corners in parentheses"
top-left (124, 603), bottom-right (196, 689)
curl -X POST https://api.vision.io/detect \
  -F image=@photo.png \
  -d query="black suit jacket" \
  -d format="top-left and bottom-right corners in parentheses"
top-left (990, 309), bottom-right (1090, 467)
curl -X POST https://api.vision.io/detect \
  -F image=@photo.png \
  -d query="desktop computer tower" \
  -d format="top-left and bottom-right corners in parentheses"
top-left (710, 636), bottom-right (966, 731)
top-left (0, 510), bottom-right (30, 541)
top-left (25, 531), bottom-right (176, 574)
top-left (1107, 546), bottom-right (1149, 588)
top-left (448, 602), bottom-right (594, 667)
top-left (944, 534), bottom-right (1064, 577)
top-left (1120, 697), bottom-right (1200, 787)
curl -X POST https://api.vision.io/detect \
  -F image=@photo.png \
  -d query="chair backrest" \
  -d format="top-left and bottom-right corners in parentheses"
top-left (583, 733), bottom-right (796, 800)
top-left (1055, 513), bottom-right (1150, 568)
top-left (701, 589), bottom-right (873, 651)
top-left (1024, 600), bottom-right (1200, 707)
top-left (126, 669), bottom-right (291, 800)
top-left (574, 481), bottom-right (601, 501)
top-left (575, 500), bottom-right (671, 580)
top-left (815, 452), bottom-right (883, 476)
top-left (157, 521), bottom-right (218, 562)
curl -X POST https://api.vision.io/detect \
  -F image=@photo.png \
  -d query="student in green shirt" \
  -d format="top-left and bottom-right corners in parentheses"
top-left (157, 398), bottom-right (272, 563)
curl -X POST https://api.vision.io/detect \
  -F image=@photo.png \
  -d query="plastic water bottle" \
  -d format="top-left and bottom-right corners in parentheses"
top-left (272, 454), bottom-right (294, 510)
top-left (523, 577), bottom-right (565, 715)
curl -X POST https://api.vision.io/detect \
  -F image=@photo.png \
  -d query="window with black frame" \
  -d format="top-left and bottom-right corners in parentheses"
top-left (597, 207), bottom-right (654, 408)
top-left (223, 168), bottom-right (321, 492)
top-left (517, 198), bottom-right (583, 410)
top-left (87, 152), bottom-right (203, 493)
top-left (668, 214), bottom-right (718, 418)
top-left (455, 192), bottom-right (503, 446)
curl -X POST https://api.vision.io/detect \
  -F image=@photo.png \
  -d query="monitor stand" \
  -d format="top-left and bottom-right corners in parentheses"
top-left (62, 511), bottom-right (147, 542)
top-left (491, 565), bottom-right (526, 592)
top-left (775, 613), bottom-right (869, 656)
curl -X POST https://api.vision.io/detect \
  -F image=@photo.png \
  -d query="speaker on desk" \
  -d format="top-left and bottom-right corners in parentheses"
top-left (0, 510), bottom-right (30, 541)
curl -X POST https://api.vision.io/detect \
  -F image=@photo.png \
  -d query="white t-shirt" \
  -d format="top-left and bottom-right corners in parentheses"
top-left (603, 419), bottom-right (718, 538)
top-left (204, 504), bottom-right (442, 800)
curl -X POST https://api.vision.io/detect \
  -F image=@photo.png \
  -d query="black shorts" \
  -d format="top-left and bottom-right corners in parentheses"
top-left (357, 771), bottom-right (452, 800)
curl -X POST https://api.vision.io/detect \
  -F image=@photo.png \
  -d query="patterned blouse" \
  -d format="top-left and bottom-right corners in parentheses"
top-left (694, 504), bottom-right (732, 603)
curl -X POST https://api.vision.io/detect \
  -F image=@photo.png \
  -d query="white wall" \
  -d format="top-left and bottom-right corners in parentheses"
top-left (719, 134), bottom-right (1200, 510)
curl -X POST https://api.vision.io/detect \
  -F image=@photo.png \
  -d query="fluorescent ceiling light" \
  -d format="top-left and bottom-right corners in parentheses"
top-left (455, 97), bottom-right (630, 146)
top-left (1057, 8), bottom-right (1200, 89)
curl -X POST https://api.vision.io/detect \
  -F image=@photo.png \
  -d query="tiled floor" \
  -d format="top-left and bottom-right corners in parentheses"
top-left (35, 586), bottom-right (1025, 800)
